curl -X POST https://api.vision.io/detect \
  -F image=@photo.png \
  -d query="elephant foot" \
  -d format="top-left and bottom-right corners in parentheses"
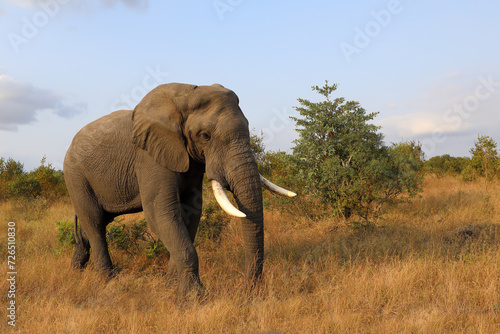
top-left (165, 261), bottom-right (179, 290)
top-left (71, 243), bottom-right (90, 270)
top-left (176, 272), bottom-right (206, 302)
top-left (92, 266), bottom-right (117, 282)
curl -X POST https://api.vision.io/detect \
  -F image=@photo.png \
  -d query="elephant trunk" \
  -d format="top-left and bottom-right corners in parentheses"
top-left (225, 151), bottom-right (264, 282)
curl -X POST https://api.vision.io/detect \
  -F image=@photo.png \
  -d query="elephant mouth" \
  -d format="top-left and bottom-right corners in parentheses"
top-left (211, 176), bottom-right (296, 217)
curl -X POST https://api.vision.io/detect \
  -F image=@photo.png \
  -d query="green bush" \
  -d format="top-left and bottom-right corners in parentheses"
top-left (145, 240), bottom-right (169, 259)
top-left (106, 223), bottom-right (132, 251)
top-left (31, 157), bottom-right (68, 199)
top-left (56, 220), bottom-right (76, 246)
top-left (8, 174), bottom-right (42, 199)
top-left (196, 201), bottom-right (230, 244)
top-left (386, 141), bottom-right (425, 198)
top-left (55, 218), bottom-right (170, 259)
top-left (105, 219), bottom-right (169, 258)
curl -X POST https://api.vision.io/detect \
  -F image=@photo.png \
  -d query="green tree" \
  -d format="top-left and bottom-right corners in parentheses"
top-left (291, 81), bottom-right (423, 220)
top-left (469, 135), bottom-right (499, 181)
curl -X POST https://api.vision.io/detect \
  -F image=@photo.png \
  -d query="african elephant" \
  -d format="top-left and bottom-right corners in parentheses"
top-left (63, 83), bottom-right (295, 295)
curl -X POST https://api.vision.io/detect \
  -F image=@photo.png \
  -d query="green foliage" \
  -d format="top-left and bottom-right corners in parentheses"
top-left (250, 130), bottom-right (266, 167)
top-left (55, 203), bottom-right (231, 260)
top-left (387, 141), bottom-right (425, 197)
top-left (145, 239), bottom-right (169, 259)
top-left (425, 154), bottom-right (470, 177)
top-left (290, 81), bottom-right (424, 220)
top-left (461, 163), bottom-right (479, 182)
top-left (0, 156), bottom-right (67, 202)
top-left (107, 223), bottom-right (132, 250)
top-left (55, 218), bottom-right (170, 259)
top-left (255, 148), bottom-right (326, 219)
top-left (196, 201), bottom-right (230, 244)
top-left (31, 156), bottom-right (68, 199)
top-left (8, 174), bottom-right (42, 199)
top-left (56, 220), bottom-right (76, 246)
top-left (107, 219), bottom-right (169, 258)
top-left (259, 150), bottom-right (302, 189)
top-left (0, 157), bottom-right (24, 178)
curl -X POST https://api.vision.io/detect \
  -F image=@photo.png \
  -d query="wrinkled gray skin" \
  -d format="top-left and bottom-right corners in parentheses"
top-left (64, 83), bottom-right (264, 295)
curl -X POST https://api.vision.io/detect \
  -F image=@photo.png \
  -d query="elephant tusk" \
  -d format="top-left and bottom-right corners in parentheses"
top-left (211, 180), bottom-right (247, 218)
top-left (260, 175), bottom-right (297, 197)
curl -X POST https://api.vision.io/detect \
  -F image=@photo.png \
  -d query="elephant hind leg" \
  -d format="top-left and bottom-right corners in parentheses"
top-left (72, 204), bottom-right (114, 276)
top-left (71, 214), bottom-right (91, 269)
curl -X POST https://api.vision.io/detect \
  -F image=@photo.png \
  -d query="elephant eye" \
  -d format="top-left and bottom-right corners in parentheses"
top-left (199, 132), bottom-right (211, 141)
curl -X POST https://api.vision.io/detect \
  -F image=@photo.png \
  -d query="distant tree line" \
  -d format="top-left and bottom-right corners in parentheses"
top-left (425, 135), bottom-right (499, 181)
top-left (0, 156), bottom-right (67, 202)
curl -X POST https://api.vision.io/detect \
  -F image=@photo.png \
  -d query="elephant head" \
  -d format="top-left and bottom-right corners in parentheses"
top-left (131, 83), bottom-right (295, 282)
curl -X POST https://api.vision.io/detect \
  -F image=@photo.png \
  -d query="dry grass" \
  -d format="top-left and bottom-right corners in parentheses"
top-left (1, 176), bottom-right (499, 333)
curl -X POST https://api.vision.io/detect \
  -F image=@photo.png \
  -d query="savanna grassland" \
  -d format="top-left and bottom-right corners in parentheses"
top-left (1, 176), bottom-right (500, 333)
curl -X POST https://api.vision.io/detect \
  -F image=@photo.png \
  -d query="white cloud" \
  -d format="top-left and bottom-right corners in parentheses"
top-left (378, 73), bottom-right (500, 157)
top-left (379, 111), bottom-right (472, 138)
top-left (0, 75), bottom-right (87, 131)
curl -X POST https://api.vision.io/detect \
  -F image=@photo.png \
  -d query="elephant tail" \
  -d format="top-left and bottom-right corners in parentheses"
top-left (71, 214), bottom-right (90, 269)
top-left (74, 214), bottom-right (83, 245)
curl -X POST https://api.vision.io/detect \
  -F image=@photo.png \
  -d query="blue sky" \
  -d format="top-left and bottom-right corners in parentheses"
top-left (1, 0), bottom-right (499, 171)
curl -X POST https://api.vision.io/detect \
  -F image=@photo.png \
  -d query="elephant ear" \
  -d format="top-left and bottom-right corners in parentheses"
top-left (132, 86), bottom-right (189, 173)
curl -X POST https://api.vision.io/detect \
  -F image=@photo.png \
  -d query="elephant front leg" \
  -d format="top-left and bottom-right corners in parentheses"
top-left (168, 185), bottom-right (204, 283)
top-left (163, 225), bottom-right (204, 297)
top-left (142, 197), bottom-right (204, 297)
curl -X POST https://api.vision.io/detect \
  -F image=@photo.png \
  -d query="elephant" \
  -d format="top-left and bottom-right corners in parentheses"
top-left (63, 83), bottom-right (296, 296)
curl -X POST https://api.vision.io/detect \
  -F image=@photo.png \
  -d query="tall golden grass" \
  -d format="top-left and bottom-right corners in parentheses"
top-left (1, 176), bottom-right (499, 333)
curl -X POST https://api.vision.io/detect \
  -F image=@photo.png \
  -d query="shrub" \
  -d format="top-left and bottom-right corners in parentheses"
top-left (386, 140), bottom-right (425, 199)
top-left (196, 201), bottom-right (230, 244)
top-left (56, 220), bottom-right (76, 246)
top-left (8, 174), bottom-right (42, 199)
top-left (145, 239), bottom-right (169, 259)
top-left (31, 156), bottom-right (68, 199)
top-left (106, 222), bottom-right (132, 251)
top-left (105, 219), bottom-right (169, 258)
